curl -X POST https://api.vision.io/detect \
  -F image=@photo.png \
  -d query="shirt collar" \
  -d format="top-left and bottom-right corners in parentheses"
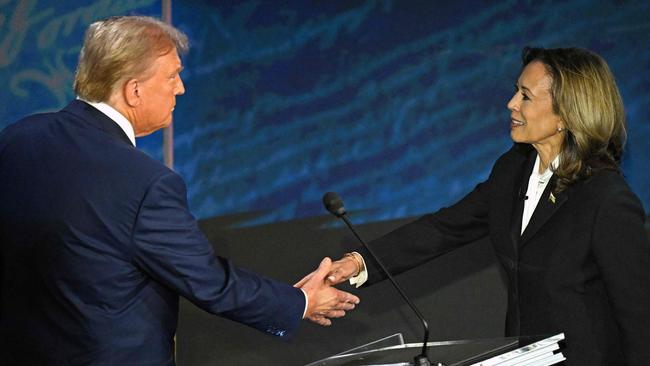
top-left (77, 98), bottom-right (136, 146)
top-left (532, 153), bottom-right (560, 181)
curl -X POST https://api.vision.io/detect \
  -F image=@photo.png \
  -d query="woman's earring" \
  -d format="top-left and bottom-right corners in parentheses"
top-left (557, 127), bottom-right (564, 132)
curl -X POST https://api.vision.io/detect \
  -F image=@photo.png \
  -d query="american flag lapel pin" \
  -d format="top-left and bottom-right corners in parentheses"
top-left (549, 192), bottom-right (556, 204)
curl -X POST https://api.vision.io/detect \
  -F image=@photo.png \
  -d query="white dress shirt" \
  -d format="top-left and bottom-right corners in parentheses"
top-left (521, 154), bottom-right (559, 234)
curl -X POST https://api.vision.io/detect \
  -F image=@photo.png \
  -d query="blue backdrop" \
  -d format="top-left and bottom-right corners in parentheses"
top-left (2, 0), bottom-right (648, 227)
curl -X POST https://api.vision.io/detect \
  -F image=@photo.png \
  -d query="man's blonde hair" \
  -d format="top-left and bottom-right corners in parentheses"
top-left (73, 16), bottom-right (188, 102)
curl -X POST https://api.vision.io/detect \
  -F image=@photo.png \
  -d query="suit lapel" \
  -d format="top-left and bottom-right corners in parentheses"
top-left (62, 100), bottom-right (134, 146)
top-left (519, 174), bottom-right (569, 247)
top-left (509, 151), bottom-right (536, 253)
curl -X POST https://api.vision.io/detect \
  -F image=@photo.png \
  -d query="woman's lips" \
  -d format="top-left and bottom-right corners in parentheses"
top-left (511, 119), bottom-right (526, 128)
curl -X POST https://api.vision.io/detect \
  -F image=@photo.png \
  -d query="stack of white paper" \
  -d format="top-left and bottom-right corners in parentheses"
top-left (470, 333), bottom-right (565, 366)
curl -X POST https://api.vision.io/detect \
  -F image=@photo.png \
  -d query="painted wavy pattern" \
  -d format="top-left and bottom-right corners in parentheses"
top-left (1, 1), bottom-right (648, 226)
top-left (170, 1), bottom-right (650, 225)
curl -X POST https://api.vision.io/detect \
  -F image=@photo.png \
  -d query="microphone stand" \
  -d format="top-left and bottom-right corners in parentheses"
top-left (338, 213), bottom-right (440, 366)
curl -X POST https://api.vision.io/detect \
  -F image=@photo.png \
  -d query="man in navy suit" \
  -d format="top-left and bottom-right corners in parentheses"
top-left (0, 16), bottom-right (358, 365)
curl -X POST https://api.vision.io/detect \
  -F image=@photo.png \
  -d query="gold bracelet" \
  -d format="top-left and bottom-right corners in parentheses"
top-left (343, 252), bottom-right (363, 277)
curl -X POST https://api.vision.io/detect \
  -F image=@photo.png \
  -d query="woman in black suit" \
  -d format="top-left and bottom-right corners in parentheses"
top-left (323, 47), bottom-right (650, 365)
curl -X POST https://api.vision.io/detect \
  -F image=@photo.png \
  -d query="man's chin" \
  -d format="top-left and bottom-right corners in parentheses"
top-left (135, 121), bottom-right (172, 137)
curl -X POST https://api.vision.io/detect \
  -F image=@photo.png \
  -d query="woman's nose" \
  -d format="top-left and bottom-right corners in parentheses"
top-left (507, 93), bottom-right (519, 111)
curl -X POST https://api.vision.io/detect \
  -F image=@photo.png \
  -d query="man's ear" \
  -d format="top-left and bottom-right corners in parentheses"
top-left (123, 79), bottom-right (140, 107)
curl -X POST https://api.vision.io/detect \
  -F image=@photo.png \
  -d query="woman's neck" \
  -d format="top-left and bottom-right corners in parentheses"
top-left (534, 144), bottom-right (560, 173)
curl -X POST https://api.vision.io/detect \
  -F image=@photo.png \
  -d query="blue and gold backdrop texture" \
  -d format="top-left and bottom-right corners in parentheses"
top-left (2, 0), bottom-right (648, 227)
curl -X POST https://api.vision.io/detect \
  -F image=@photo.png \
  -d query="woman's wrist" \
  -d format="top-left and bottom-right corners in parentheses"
top-left (343, 252), bottom-right (364, 277)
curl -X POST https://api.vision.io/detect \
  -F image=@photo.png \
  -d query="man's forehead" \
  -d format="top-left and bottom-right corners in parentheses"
top-left (156, 49), bottom-right (182, 67)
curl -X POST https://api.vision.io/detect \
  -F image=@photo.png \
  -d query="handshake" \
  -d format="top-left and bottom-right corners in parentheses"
top-left (294, 254), bottom-right (365, 326)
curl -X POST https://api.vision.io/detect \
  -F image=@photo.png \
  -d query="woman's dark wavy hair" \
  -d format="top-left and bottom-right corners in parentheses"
top-left (522, 47), bottom-right (627, 192)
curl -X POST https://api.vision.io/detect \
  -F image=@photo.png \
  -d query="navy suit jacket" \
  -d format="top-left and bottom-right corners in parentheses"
top-left (0, 100), bottom-right (305, 365)
top-left (362, 143), bottom-right (650, 365)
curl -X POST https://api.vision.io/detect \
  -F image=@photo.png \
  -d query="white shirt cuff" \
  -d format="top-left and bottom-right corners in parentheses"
top-left (348, 252), bottom-right (368, 288)
top-left (300, 288), bottom-right (308, 318)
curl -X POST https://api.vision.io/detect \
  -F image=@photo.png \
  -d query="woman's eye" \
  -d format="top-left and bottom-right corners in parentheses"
top-left (514, 85), bottom-right (529, 101)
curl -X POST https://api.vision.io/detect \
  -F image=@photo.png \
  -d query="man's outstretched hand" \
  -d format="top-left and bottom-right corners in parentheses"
top-left (294, 257), bottom-right (360, 326)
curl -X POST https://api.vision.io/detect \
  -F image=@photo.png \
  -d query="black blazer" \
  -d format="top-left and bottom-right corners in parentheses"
top-left (0, 100), bottom-right (305, 365)
top-left (362, 143), bottom-right (650, 365)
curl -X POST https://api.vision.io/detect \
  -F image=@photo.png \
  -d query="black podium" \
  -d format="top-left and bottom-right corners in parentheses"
top-left (306, 333), bottom-right (565, 366)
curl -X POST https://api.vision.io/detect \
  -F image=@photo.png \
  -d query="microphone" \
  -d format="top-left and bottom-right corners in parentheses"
top-left (322, 192), bottom-right (439, 366)
top-left (518, 187), bottom-right (528, 200)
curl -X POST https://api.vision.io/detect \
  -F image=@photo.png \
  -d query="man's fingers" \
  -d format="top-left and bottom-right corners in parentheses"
top-left (311, 309), bottom-right (346, 320)
top-left (317, 318), bottom-right (332, 326)
top-left (326, 261), bottom-right (344, 283)
top-left (326, 272), bottom-right (337, 284)
top-left (307, 314), bottom-right (332, 326)
top-left (326, 257), bottom-right (362, 285)
top-left (324, 309), bottom-right (346, 318)
top-left (310, 257), bottom-right (332, 282)
top-left (301, 264), bottom-right (360, 327)
top-left (337, 290), bottom-right (360, 305)
top-left (335, 301), bottom-right (356, 311)
top-left (293, 271), bottom-right (313, 287)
